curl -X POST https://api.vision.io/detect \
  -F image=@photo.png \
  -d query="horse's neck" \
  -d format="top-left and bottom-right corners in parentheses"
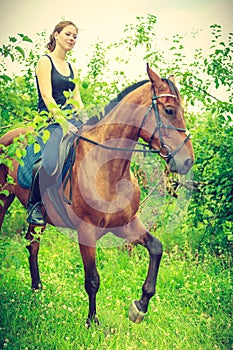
top-left (85, 88), bottom-right (149, 146)
top-left (74, 88), bottom-right (151, 192)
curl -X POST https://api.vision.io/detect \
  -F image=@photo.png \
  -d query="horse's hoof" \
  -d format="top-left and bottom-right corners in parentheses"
top-left (32, 281), bottom-right (42, 291)
top-left (129, 300), bottom-right (146, 323)
top-left (85, 316), bottom-right (99, 328)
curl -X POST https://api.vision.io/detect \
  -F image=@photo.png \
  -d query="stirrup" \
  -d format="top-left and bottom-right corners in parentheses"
top-left (27, 202), bottom-right (46, 226)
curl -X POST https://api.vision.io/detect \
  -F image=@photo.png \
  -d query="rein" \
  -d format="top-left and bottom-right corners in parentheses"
top-left (77, 135), bottom-right (161, 154)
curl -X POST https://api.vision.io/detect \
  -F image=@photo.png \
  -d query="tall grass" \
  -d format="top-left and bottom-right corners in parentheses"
top-left (0, 226), bottom-right (232, 350)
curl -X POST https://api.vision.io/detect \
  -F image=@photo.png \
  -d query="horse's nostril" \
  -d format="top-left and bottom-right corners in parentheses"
top-left (185, 158), bottom-right (193, 170)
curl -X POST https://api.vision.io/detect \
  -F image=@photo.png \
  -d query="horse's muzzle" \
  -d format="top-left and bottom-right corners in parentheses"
top-left (168, 157), bottom-right (193, 174)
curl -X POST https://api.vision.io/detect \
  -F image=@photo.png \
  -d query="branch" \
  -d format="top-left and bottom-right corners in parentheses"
top-left (0, 103), bottom-right (32, 122)
top-left (0, 124), bottom-right (15, 130)
top-left (171, 180), bottom-right (207, 193)
top-left (185, 84), bottom-right (224, 103)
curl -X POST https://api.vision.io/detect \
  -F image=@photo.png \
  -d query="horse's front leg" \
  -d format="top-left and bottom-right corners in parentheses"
top-left (25, 225), bottom-right (44, 290)
top-left (129, 232), bottom-right (162, 323)
top-left (129, 231), bottom-right (163, 323)
top-left (79, 243), bottom-right (100, 327)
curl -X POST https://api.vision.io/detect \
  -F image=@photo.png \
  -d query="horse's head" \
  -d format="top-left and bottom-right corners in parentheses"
top-left (138, 65), bottom-right (194, 175)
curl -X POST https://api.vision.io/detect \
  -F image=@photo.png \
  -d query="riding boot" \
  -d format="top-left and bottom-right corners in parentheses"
top-left (27, 159), bottom-right (46, 226)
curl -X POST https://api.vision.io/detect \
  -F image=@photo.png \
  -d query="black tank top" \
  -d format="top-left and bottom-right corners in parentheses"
top-left (36, 54), bottom-right (75, 112)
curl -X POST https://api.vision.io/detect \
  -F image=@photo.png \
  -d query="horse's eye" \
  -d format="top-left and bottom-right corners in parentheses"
top-left (165, 107), bottom-right (175, 117)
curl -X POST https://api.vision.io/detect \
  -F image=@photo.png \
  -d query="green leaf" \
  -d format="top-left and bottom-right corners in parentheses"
top-left (17, 33), bottom-right (33, 43)
top-left (82, 80), bottom-right (90, 89)
top-left (9, 36), bottom-right (17, 43)
top-left (0, 189), bottom-right (9, 197)
top-left (33, 115), bottom-right (44, 125)
top-left (42, 130), bottom-right (50, 144)
top-left (7, 143), bottom-right (17, 157)
top-left (9, 53), bottom-right (15, 62)
top-left (34, 143), bottom-right (41, 154)
top-left (6, 175), bottom-right (15, 185)
top-left (48, 102), bottom-right (60, 112)
top-left (0, 74), bottom-right (12, 83)
top-left (15, 46), bottom-right (25, 58)
top-left (23, 35), bottom-right (33, 43)
top-left (15, 149), bottom-right (23, 159)
top-left (66, 98), bottom-right (81, 108)
top-left (63, 91), bottom-right (70, 99)
top-left (55, 116), bottom-right (69, 135)
top-left (34, 226), bottom-right (42, 234)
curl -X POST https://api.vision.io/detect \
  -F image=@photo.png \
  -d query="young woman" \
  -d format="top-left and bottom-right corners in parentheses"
top-left (27, 20), bottom-right (84, 226)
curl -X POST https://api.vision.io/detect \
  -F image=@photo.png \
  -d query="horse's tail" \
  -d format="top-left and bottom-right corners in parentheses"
top-left (0, 129), bottom-right (18, 189)
top-left (0, 135), bottom-right (13, 228)
top-left (0, 129), bottom-right (28, 227)
top-left (0, 130), bottom-right (14, 183)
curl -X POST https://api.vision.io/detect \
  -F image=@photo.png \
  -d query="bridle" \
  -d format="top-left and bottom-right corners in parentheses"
top-left (138, 89), bottom-right (191, 161)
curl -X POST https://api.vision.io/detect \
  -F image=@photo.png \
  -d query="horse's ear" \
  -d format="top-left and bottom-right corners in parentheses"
top-left (168, 74), bottom-right (176, 84)
top-left (146, 63), bottom-right (166, 91)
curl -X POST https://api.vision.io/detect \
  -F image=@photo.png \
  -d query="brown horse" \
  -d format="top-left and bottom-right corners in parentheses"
top-left (0, 65), bottom-right (194, 326)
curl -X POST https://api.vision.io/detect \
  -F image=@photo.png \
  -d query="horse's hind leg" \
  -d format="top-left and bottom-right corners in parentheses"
top-left (25, 225), bottom-right (44, 290)
top-left (0, 193), bottom-right (15, 229)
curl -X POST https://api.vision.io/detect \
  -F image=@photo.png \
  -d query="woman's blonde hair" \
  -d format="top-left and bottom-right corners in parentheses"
top-left (46, 20), bottom-right (78, 52)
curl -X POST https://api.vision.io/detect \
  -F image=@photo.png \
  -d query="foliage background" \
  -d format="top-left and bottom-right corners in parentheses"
top-left (0, 14), bottom-right (232, 349)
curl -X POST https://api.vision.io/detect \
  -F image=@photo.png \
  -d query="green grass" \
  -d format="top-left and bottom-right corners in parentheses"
top-left (0, 228), bottom-right (232, 350)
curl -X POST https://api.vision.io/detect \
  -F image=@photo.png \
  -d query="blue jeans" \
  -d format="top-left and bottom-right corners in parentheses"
top-left (38, 107), bottom-right (82, 176)
top-left (42, 123), bottom-right (63, 176)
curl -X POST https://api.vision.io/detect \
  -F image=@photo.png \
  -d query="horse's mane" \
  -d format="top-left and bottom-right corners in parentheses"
top-left (85, 80), bottom-right (149, 125)
top-left (104, 79), bottom-right (149, 116)
top-left (85, 77), bottom-right (179, 126)
top-left (104, 77), bottom-right (180, 114)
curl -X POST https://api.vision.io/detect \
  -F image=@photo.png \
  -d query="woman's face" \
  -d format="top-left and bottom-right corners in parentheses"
top-left (55, 25), bottom-right (78, 51)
